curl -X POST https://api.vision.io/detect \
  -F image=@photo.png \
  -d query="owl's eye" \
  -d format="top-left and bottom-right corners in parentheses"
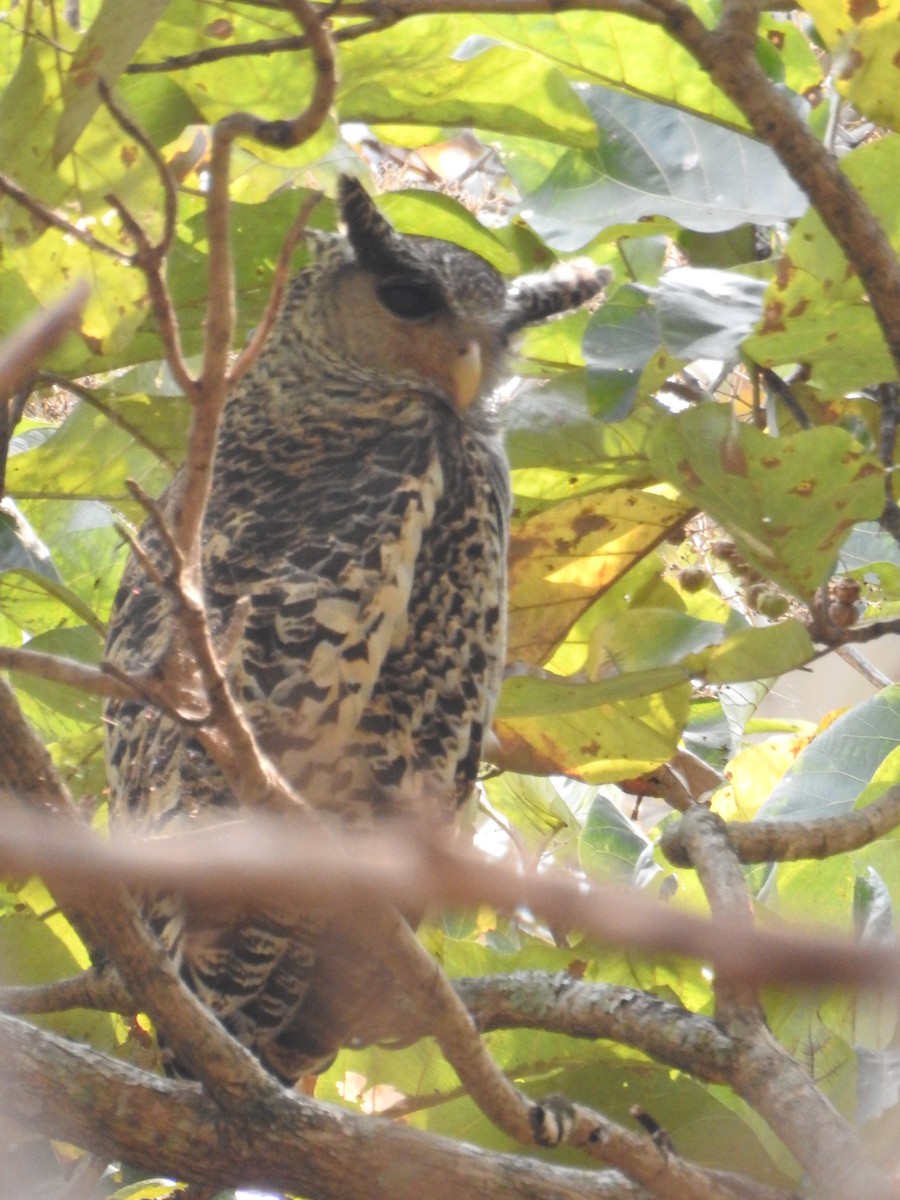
top-left (376, 279), bottom-right (445, 321)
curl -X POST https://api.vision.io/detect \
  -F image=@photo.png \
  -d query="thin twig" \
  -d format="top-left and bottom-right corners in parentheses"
top-left (36, 373), bottom-right (181, 471)
top-left (98, 79), bottom-right (178, 258)
top-left (0, 969), bottom-right (133, 1015)
top-left (212, 0), bottom-right (337, 151)
top-left (835, 644), bottom-right (893, 689)
top-left (228, 190), bottom-right (325, 386)
top-left (365, 907), bottom-right (537, 1144)
top-left (662, 808), bottom-right (760, 1018)
top-left (0, 173), bottom-right (131, 263)
top-left (105, 192), bottom-right (197, 399)
top-left (0, 645), bottom-right (137, 702)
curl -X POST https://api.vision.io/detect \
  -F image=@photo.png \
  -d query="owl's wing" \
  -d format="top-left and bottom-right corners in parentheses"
top-left (216, 443), bottom-right (445, 786)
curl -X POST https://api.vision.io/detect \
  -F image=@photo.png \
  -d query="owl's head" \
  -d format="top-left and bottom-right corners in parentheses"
top-left (302, 176), bottom-right (610, 416)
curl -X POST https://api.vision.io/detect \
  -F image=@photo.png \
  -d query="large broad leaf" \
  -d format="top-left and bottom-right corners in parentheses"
top-left (6, 397), bottom-right (182, 510)
top-left (0, 10), bottom-right (191, 225)
top-left (582, 285), bottom-right (683, 418)
top-left (0, 900), bottom-right (116, 1049)
top-left (654, 268), bottom-right (768, 361)
top-left (588, 608), bottom-right (813, 686)
top-left (504, 378), bottom-right (659, 495)
top-left (800, 0), bottom-right (900, 132)
top-left (581, 271), bottom-right (767, 417)
top-left (493, 670), bottom-right (691, 783)
top-left (648, 405), bottom-right (884, 600)
top-left (758, 686), bottom-right (900, 823)
top-left (471, 9), bottom-right (748, 125)
top-left (507, 488), bottom-right (691, 664)
top-left (519, 87), bottom-right (808, 251)
top-left (745, 134), bottom-right (900, 391)
top-left (343, 36), bottom-right (597, 147)
top-left (378, 191), bottom-right (518, 273)
top-left (482, 772), bottom-right (582, 852)
top-left (53, 0), bottom-right (172, 163)
top-left (578, 793), bottom-right (649, 881)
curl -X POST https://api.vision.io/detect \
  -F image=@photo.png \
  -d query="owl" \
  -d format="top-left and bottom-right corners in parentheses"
top-left (103, 176), bottom-right (608, 1083)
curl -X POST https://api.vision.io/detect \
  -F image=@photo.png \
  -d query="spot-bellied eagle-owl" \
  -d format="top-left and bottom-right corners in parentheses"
top-left (104, 176), bottom-right (608, 1083)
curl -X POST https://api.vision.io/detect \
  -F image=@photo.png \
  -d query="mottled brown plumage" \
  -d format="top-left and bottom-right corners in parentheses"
top-left (104, 177), bottom-right (608, 1083)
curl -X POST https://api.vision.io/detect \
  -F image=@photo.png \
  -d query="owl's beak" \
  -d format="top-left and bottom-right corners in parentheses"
top-left (450, 339), bottom-right (482, 411)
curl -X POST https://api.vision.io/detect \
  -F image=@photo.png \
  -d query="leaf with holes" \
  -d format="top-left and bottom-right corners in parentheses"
top-left (493, 669), bottom-right (691, 783)
top-left (507, 489), bottom-right (691, 665)
top-left (648, 405), bottom-right (883, 600)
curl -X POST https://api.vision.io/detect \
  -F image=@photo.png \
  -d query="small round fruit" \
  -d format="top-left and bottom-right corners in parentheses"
top-left (754, 590), bottom-right (790, 619)
top-left (677, 567), bottom-right (710, 593)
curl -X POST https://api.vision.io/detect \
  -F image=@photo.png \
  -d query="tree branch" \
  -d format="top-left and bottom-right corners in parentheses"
top-left (0, 1010), bottom-right (658, 1200)
top-left (661, 784), bottom-right (900, 867)
top-left (0, 284), bottom-right (89, 401)
top-left (0, 809), bottom-right (897, 992)
top-left (0, 677), bottom-right (290, 1112)
top-left (661, 807), bottom-right (898, 1200)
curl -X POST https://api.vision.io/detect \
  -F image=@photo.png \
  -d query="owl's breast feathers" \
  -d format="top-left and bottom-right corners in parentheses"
top-left (208, 388), bottom-right (510, 823)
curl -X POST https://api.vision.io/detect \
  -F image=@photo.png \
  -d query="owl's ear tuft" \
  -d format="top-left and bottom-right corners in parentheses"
top-left (503, 262), bottom-right (611, 332)
top-left (338, 175), bottom-right (408, 278)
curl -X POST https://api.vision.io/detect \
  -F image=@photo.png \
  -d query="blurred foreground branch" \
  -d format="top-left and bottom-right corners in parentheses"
top-left (0, 807), bottom-right (897, 992)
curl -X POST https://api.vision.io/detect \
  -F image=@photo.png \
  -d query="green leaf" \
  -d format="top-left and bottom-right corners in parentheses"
top-left (800, 0), bottom-right (900, 132)
top-left (15, 499), bottom-right (128, 625)
top-left (482, 773), bottom-right (581, 851)
top-left (578, 793), bottom-right (649, 880)
top-left (472, 10), bottom-right (748, 126)
top-left (589, 608), bottom-right (726, 674)
top-left (701, 620), bottom-right (814, 685)
top-left (648, 405), bottom-right (884, 600)
top-left (505, 377), bottom-right (658, 492)
top-left (494, 670), bottom-right (690, 783)
top-left (53, 0), bottom-right (172, 163)
top-left (0, 9), bottom-right (179, 233)
top-left (582, 285), bottom-right (682, 417)
top-left (655, 268), bottom-right (767, 361)
top-left (10, 625), bottom-right (103, 725)
top-left (344, 37), bottom-right (596, 147)
top-left (6, 396), bottom-right (183, 509)
top-left (0, 568), bottom-right (105, 634)
top-left (520, 88), bottom-right (807, 251)
top-left (758, 687), bottom-right (900, 822)
top-left (508, 487), bottom-right (690, 663)
top-left (746, 134), bottom-right (900, 391)
top-left (379, 191), bottom-right (518, 273)
top-left (0, 905), bottom-right (116, 1049)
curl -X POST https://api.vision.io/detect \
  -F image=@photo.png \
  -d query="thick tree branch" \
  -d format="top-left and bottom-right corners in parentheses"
top-left (652, 0), bottom-right (900, 377)
top-left (661, 785), bottom-right (900, 868)
top-left (0, 1011), bottom-right (656, 1200)
top-left (668, 808), bottom-right (761, 1019)
top-left (663, 807), bottom-right (898, 1200)
top-left (458, 973), bottom-right (735, 1083)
